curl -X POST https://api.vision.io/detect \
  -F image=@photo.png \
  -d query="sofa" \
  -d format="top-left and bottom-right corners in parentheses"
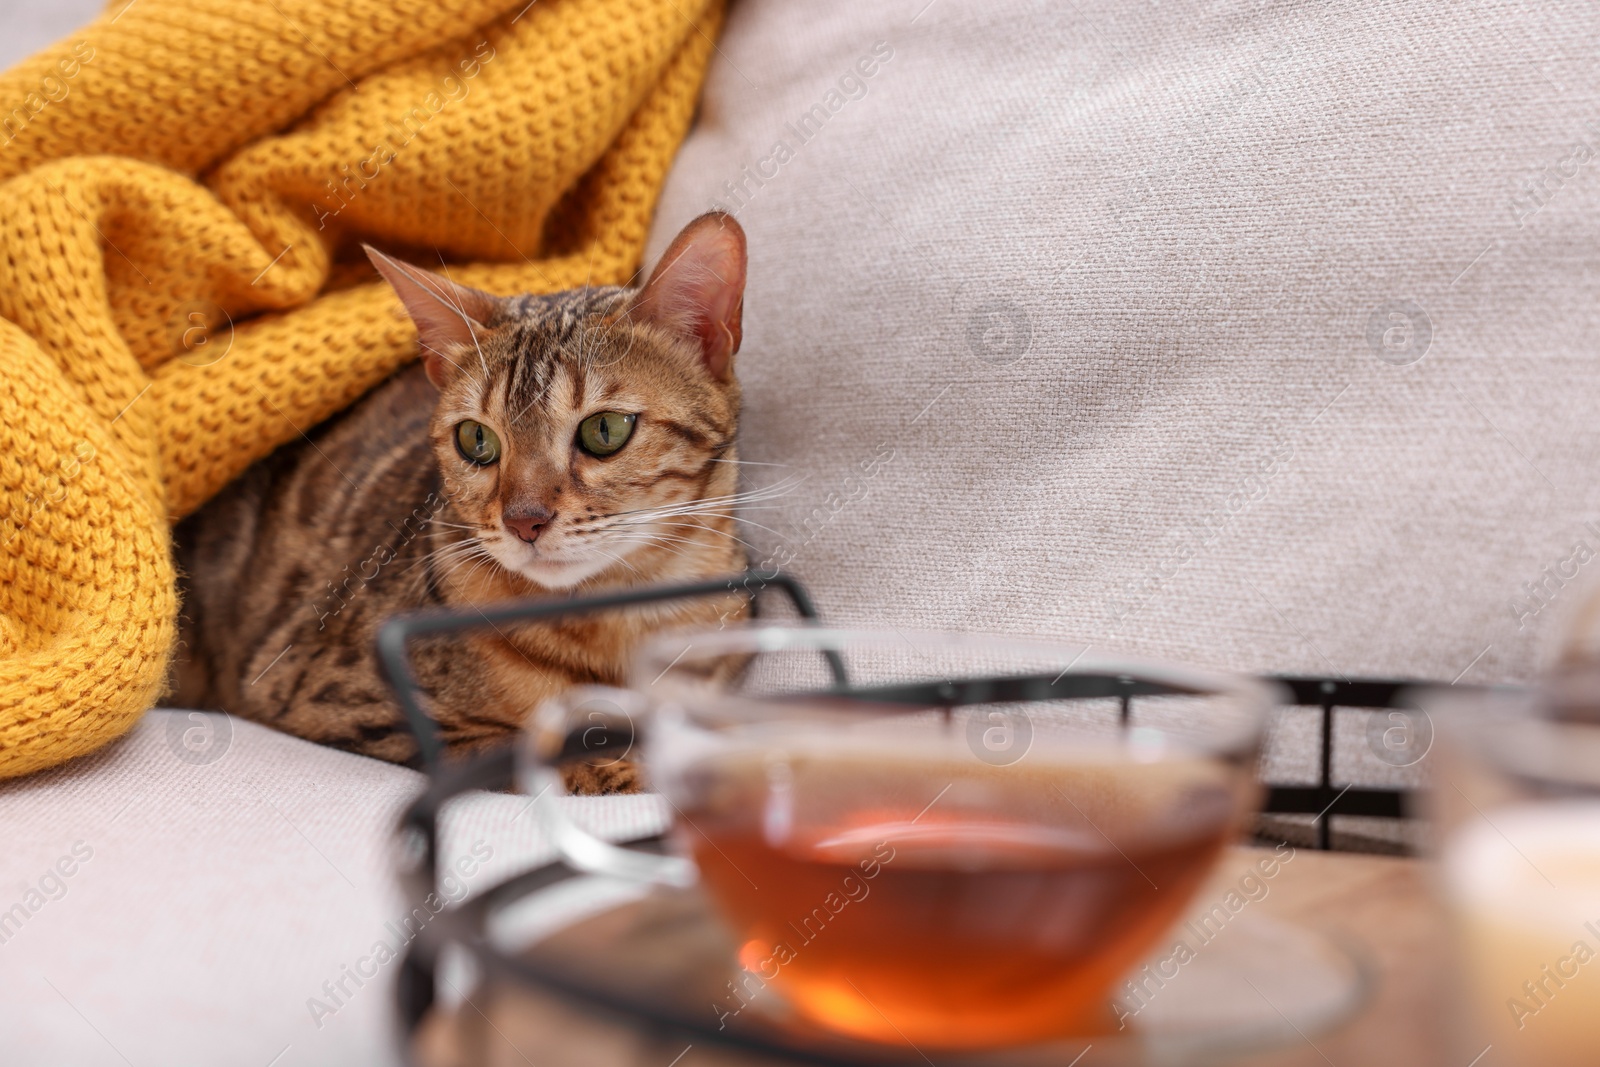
top-left (6, 0), bottom-right (1600, 1063)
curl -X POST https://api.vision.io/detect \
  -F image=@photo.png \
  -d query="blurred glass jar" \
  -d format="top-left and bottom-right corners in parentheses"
top-left (1431, 667), bottom-right (1600, 1067)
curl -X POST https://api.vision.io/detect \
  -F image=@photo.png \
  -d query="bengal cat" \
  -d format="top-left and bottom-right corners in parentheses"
top-left (171, 214), bottom-right (752, 791)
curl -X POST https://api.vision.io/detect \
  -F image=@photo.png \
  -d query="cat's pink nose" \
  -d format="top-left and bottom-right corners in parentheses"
top-left (503, 505), bottom-right (554, 544)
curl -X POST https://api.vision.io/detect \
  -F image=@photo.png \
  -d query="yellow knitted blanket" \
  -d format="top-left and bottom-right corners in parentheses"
top-left (0, 0), bottom-right (721, 777)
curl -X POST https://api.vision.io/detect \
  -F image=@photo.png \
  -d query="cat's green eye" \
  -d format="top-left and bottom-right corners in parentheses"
top-left (455, 420), bottom-right (502, 465)
top-left (577, 412), bottom-right (637, 457)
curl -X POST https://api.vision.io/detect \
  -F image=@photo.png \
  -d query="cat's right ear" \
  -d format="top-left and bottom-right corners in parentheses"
top-left (365, 246), bottom-right (501, 388)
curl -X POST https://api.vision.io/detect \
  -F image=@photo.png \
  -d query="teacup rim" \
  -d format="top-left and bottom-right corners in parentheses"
top-left (631, 622), bottom-right (1282, 755)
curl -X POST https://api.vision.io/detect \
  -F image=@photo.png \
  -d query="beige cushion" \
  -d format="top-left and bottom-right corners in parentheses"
top-left (11, 2), bottom-right (1600, 1061)
top-left (0, 710), bottom-right (666, 1065)
top-left (646, 0), bottom-right (1600, 788)
top-left (651, 0), bottom-right (1600, 682)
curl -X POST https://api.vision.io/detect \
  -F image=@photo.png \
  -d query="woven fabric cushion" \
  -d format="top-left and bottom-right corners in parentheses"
top-left (647, 2), bottom-right (1600, 715)
top-left (0, 711), bottom-right (667, 1066)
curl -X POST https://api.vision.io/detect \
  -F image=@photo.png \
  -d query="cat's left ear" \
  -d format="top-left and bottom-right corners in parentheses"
top-left (365, 246), bottom-right (503, 388)
top-left (632, 212), bottom-right (747, 380)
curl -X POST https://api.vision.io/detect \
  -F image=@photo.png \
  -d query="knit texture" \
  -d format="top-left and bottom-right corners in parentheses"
top-left (0, 0), bottom-right (722, 777)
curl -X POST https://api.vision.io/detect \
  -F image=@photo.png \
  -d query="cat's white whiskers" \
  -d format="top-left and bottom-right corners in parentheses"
top-left (429, 535), bottom-right (503, 587)
top-left (677, 512), bottom-right (788, 540)
top-left (597, 537), bottom-right (695, 565)
top-left (608, 518), bottom-right (756, 550)
top-left (592, 518), bottom-right (752, 563)
top-left (604, 475), bottom-right (804, 522)
top-left (605, 497), bottom-right (783, 525)
top-left (586, 544), bottom-right (643, 576)
top-left (412, 546), bottom-right (474, 571)
top-left (456, 552), bottom-right (502, 586)
top-left (608, 499), bottom-right (790, 527)
top-left (656, 480), bottom-right (801, 512)
top-left (591, 527), bottom-right (701, 551)
top-left (586, 501), bottom-right (785, 543)
top-left (601, 533), bottom-right (701, 551)
top-left (640, 519), bottom-right (755, 544)
top-left (420, 536), bottom-right (484, 559)
top-left (411, 536), bottom-right (492, 574)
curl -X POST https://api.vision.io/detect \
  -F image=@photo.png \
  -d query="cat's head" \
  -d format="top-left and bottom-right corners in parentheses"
top-left (366, 213), bottom-right (747, 591)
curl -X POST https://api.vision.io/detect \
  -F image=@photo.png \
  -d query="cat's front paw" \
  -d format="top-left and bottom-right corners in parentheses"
top-left (559, 758), bottom-right (644, 796)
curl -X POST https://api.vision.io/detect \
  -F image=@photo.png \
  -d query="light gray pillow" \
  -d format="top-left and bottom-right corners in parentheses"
top-left (648, 0), bottom-right (1600, 692)
top-left (0, 711), bottom-right (667, 1064)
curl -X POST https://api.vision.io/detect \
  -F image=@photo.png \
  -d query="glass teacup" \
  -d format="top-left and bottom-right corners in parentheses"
top-left (1431, 669), bottom-right (1600, 1067)
top-left (522, 626), bottom-right (1275, 1050)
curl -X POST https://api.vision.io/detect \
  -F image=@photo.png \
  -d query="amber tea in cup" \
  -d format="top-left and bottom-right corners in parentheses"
top-left (685, 744), bottom-right (1246, 1046)
top-left (529, 627), bottom-right (1272, 1050)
